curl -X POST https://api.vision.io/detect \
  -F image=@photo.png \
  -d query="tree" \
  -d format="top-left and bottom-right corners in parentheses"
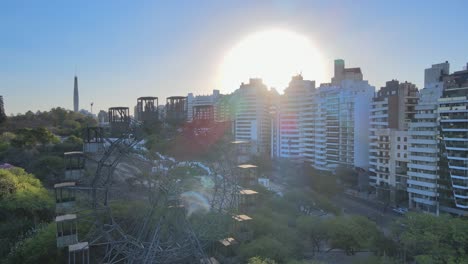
top-left (3, 223), bottom-right (64, 264)
top-left (0, 167), bottom-right (54, 258)
top-left (31, 155), bottom-right (65, 184)
top-left (296, 216), bottom-right (329, 255)
top-left (10, 128), bottom-right (59, 148)
top-left (394, 213), bottom-right (468, 263)
top-left (0, 167), bottom-right (53, 212)
top-left (326, 216), bottom-right (380, 255)
top-left (240, 235), bottom-right (294, 262)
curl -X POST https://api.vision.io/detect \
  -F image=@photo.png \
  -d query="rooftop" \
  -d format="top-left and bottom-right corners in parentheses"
top-left (68, 242), bottom-right (89, 252)
top-left (54, 182), bottom-right (76, 188)
top-left (219, 237), bottom-right (237, 247)
top-left (232, 214), bottom-right (252, 222)
top-left (56, 214), bottom-right (77, 222)
top-left (239, 189), bottom-right (258, 195)
top-left (237, 164), bottom-right (258, 169)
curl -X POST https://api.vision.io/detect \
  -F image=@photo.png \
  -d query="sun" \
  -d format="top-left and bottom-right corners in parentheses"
top-left (218, 29), bottom-right (325, 93)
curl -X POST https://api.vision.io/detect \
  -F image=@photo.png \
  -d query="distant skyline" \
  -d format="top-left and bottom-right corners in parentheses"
top-left (1, 0), bottom-right (467, 115)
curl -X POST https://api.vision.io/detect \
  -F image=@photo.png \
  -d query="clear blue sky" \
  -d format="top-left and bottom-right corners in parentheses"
top-left (1, 0), bottom-right (467, 115)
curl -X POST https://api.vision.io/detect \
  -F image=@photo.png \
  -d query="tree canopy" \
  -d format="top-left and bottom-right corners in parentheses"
top-left (0, 168), bottom-right (54, 259)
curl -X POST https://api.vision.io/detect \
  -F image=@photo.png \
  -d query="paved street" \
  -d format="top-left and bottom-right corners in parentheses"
top-left (332, 194), bottom-right (400, 235)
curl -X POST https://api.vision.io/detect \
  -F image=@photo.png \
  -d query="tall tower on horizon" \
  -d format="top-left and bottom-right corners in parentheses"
top-left (73, 76), bottom-right (79, 112)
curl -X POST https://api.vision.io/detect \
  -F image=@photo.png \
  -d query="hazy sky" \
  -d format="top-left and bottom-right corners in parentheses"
top-left (1, 0), bottom-right (467, 115)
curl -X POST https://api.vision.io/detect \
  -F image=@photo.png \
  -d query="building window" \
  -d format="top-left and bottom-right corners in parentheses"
top-left (404, 137), bottom-right (407, 142)
top-left (404, 145), bottom-right (407, 150)
top-left (397, 137), bottom-right (401, 141)
top-left (397, 145), bottom-right (400, 149)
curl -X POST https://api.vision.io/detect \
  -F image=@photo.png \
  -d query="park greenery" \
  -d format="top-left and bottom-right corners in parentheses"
top-left (1, 108), bottom-right (468, 263)
top-left (0, 168), bottom-right (55, 262)
top-left (0, 108), bottom-right (95, 186)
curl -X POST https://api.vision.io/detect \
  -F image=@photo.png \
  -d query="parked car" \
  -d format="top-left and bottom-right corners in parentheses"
top-left (392, 207), bottom-right (408, 215)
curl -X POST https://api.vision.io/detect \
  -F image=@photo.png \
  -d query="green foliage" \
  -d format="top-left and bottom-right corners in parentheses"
top-left (248, 256), bottom-right (278, 264)
top-left (240, 235), bottom-right (294, 262)
top-left (326, 215), bottom-right (381, 255)
top-left (145, 134), bottom-right (169, 154)
top-left (1, 107), bottom-right (97, 136)
top-left (0, 168), bottom-right (54, 259)
top-left (296, 216), bottom-right (328, 254)
top-left (394, 213), bottom-right (468, 263)
top-left (0, 168), bottom-right (53, 212)
top-left (335, 166), bottom-right (357, 186)
top-left (3, 223), bottom-right (65, 264)
top-left (10, 128), bottom-right (59, 148)
top-left (64, 135), bottom-right (83, 146)
top-left (351, 255), bottom-right (399, 264)
top-left (30, 155), bottom-right (65, 184)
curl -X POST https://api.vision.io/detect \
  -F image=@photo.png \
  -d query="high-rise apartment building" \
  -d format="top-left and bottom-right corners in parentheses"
top-left (408, 62), bottom-right (468, 215)
top-left (187, 90), bottom-right (221, 121)
top-left (272, 75), bottom-right (315, 159)
top-left (424, 61), bottom-right (450, 87)
top-left (331, 59), bottom-right (364, 85)
top-left (437, 64), bottom-right (468, 215)
top-left (369, 80), bottom-right (419, 204)
top-left (73, 76), bottom-right (79, 112)
top-left (299, 60), bottom-right (374, 171)
top-left (234, 78), bottom-right (272, 155)
top-left (407, 81), bottom-right (444, 213)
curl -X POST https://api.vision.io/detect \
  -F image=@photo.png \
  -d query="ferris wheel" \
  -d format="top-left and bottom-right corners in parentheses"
top-left (54, 117), bottom-right (259, 263)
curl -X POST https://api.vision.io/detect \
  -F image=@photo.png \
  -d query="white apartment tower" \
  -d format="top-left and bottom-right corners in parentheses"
top-left (273, 75), bottom-right (315, 159)
top-left (408, 62), bottom-right (468, 215)
top-left (436, 65), bottom-right (468, 215)
top-left (424, 61), bottom-right (449, 87)
top-left (234, 78), bottom-right (272, 155)
top-left (187, 90), bottom-right (221, 121)
top-left (300, 60), bottom-right (374, 171)
top-left (407, 81), bottom-right (445, 213)
top-left (407, 62), bottom-right (449, 214)
top-left (369, 80), bottom-right (419, 204)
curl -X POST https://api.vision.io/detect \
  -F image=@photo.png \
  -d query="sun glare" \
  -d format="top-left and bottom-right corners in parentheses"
top-left (218, 29), bottom-right (325, 93)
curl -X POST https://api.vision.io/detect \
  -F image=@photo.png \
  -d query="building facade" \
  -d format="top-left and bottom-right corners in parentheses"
top-left (272, 75), bottom-right (315, 159)
top-left (424, 61), bottom-right (450, 87)
top-left (187, 90), bottom-right (221, 121)
top-left (437, 65), bottom-right (468, 215)
top-left (297, 60), bottom-right (374, 171)
top-left (407, 81), bottom-right (444, 213)
top-left (369, 80), bottom-right (419, 204)
top-left (234, 78), bottom-right (272, 155)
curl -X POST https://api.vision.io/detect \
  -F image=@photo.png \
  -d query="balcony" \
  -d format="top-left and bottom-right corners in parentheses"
top-left (408, 163), bottom-right (437, 171)
top-left (412, 197), bottom-right (437, 206)
top-left (407, 171), bottom-right (437, 179)
top-left (407, 179), bottom-right (437, 188)
top-left (409, 130), bottom-right (437, 136)
top-left (410, 155), bottom-right (438, 163)
top-left (407, 187), bottom-right (437, 197)
top-left (411, 122), bottom-right (437, 128)
top-left (408, 147), bottom-right (438, 153)
top-left (414, 113), bottom-right (437, 119)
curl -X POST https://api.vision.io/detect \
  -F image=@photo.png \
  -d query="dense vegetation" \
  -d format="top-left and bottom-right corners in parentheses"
top-left (1, 108), bottom-right (468, 263)
top-left (0, 108), bottom-right (96, 261)
top-left (0, 168), bottom-right (55, 261)
top-left (0, 108), bottom-right (95, 186)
